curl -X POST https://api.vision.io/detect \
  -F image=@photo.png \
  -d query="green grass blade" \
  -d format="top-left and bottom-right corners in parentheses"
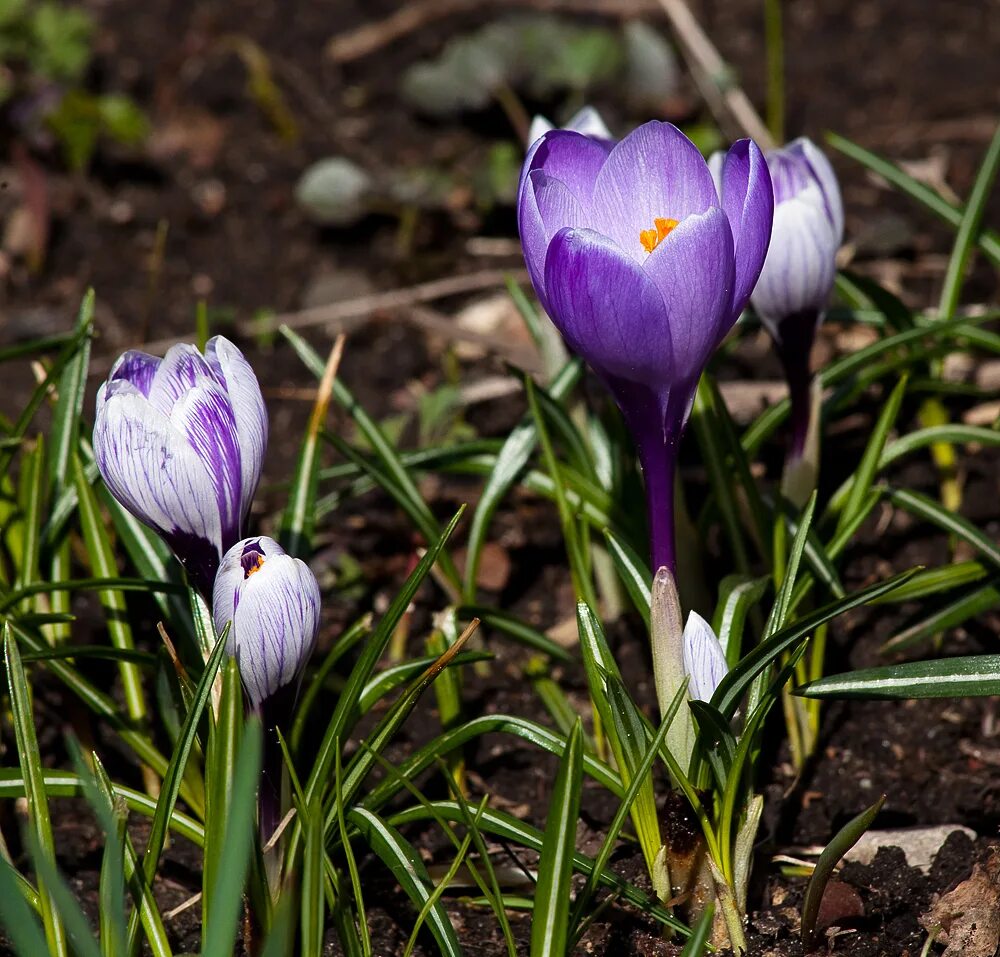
top-left (0, 857), bottom-right (49, 956)
top-left (827, 132), bottom-right (1000, 266)
top-left (463, 358), bottom-right (582, 600)
top-left (887, 486), bottom-right (1000, 569)
top-left (202, 717), bottom-right (262, 957)
top-left (202, 658), bottom-right (243, 950)
top-left (73, 453), bottom-right (150, 741)
top-left (603, 528), bottom-right (652, 626)
top-left (937, 123), bottom-right (1000, 318)
top-left (455, 605), bottom-right (572, 662)
top-left (301, 509), bottom-right (464, 827)
top-left (349, 808), bottom-right (464, 957)
top-left (281, 325), bottom-right (460, 589)
top-left (801, 795), bottom-right (884, 949)
top-left (126, 629), bottom-right (229, 950)
top-left (48, 291), bottom-right (94, 496)
top-left (882, 581), bottom-right (1000, 652)
top-left (799, 654), bottom-right (1000, 699)
top-left (4, 625), bottom-right (68, 957)
top-left (712, 568), bottom-right (918, 719)
top-left (531, 719), bottom-right (584, 957)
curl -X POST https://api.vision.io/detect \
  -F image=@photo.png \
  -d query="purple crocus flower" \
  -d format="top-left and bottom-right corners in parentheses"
top-left (714, 137), bottom-right (843, 459)
top-left (213, 536), bottom-right (321, 711)
top-left (518, 121), bottom-right (773, 573)
top-left (94, 337), bottom-right (267, 595)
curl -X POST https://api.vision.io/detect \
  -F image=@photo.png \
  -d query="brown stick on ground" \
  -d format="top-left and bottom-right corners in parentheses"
top-left (90, 268), bottom-right (529, 376)
top-left (327, 0), bottom-right (658, 63)
top-left (652, 0), bottom-right (774, 148)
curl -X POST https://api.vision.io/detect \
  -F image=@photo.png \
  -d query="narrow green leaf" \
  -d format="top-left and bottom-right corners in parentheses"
top-left (48, 291), bottom-right (94, 495)
top-left (463, 358), bottom-right (582, 600)
top-left (603, 528), bottom-right (652, 625)
top-left (456, 605), bottom-right (572, 662)
top-left (937, 123), bottom-right (1000, 319)
top-left (883, 581), bottom-right (1000, 651)
top-left (712, 568), bottom-right (918, 719)
top-left (828, 132), bottom-right (1000, 266)
top-left (531, 720), bottom-right (583, 957)
top-left (0, 857), bottom-right (49, 956)
top-left (679, 904), bottom-right (714, 956)
top-left (712, 575), bottom-right (769, 666)
top-left (14, 436), bottom-right (46, 609)
top-left (888, 486), bottom-right (1000, 569)
top-left (203, 717), bottom-right (262, 957)
top-left (801, 795), bottom-right (884, 948)
top-left (799, 654), bottom-right (1000, 699)
top-left (349, 808), bottom-right (464, 957)
top-left (4, 625), bottom-right (67, 957)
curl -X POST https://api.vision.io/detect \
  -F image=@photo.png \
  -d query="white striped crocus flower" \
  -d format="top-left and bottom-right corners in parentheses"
top-left (681, 611), bottom-right (728, 703)
top-left (93, 337), bottom-right (267, 595)
top-left (212, 537), bottom-right (321, 711)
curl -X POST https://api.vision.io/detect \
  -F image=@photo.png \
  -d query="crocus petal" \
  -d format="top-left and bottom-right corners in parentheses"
top-left (108, 351), bottom-right (161, 396)
top-left (519, 171), bottom-right (590, 309)
top-left (205, 336), bottom-right (268, 522)
top-left (589, 121), bottom-right (720, 259)
top-left (215, 538), bottom-right (321, 710)
top-left (527, 114), bottom-right (554, 146)
top-left (796, 137), bottom-right (844, 241)
top-left (682, 611), bottom-right (728, 702)
top-left (751, 191), bottom-right (838, 332)
top-left (146, 343), bottom-right (218, 416)
top-left (563, 106), bottom-right (612, 140)
top-left (543, 227), bottom-right (673, 390)
top-left (168, 382), bottom-right (244, 546)
top-left (640, 205), bottom-right (735, 380)
top-left (717, 139), bottom-right (774, 322)
top-left (519, 130), bottom-right (612, 207)
top-left (94, 391), bottom-right (222, 566)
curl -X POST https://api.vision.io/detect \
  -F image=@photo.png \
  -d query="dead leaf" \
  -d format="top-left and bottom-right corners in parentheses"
top-left (920, 850), bottom-right (1000, 957)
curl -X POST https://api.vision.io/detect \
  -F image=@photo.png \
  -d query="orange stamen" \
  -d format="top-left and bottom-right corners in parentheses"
top-left (244, 554), bottom-right (265, 578)
top-left (639, 217), bottom-right (679, 254)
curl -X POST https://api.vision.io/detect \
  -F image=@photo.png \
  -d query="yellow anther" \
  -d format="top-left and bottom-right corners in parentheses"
top-left (639, 217), bottom-right (679, 254)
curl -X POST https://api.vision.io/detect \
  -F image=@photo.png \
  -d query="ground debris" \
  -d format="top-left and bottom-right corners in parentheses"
top-left (920, 849), bottom-right (1000, 957)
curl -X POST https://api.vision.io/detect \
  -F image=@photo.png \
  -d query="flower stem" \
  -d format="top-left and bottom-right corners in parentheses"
top-left (773, 312), bottom-right (819, 460)
top-left (618, 386), bottom-right (681, 576)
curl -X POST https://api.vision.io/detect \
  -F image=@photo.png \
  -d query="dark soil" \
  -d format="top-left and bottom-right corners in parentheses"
top-left (2, 0), bottom-right (999, 955)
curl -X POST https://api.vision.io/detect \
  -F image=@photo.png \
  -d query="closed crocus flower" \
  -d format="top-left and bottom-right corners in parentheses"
top-left (213, 537), bottom-right (321, 711)
top-left (714, 138), bottom-right (842, 462)
top-left (518, 121), bottom-right (773, 572)
top-left (94, 337), bottom-right (267, 594)
top-left (681, 611), bottom-right (728, 703)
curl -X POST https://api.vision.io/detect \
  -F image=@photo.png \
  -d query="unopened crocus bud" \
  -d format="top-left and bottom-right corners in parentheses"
top-left (681, 611), bottom-right (728, 703)
top-left (519, 121), bottom-right (773, 571)
top-left (94, 337), bottom-right (267, 595)
top-left (714, 138), bottom-right (843, 464)
top-left (213, 537), bottom-right (321, 711)
top-left (527, 106), bottom-right (613, 149)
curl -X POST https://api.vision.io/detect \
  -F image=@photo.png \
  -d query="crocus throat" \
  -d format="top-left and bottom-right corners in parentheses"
top-left (241, 541), bottom-right (266, 578)
top-left (639, 217), bottom-right (679, 254)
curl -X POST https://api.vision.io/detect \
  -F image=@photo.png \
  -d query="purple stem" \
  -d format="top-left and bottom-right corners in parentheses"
top-left (256, 684), bottom-right (297, 845)
top-left (773, 311), bottom-right (820, 460)
top-left (613, 380), bottom-right (682, 577)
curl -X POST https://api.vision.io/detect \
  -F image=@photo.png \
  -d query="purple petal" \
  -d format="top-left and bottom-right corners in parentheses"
top-left (543, 227), bottom-right (673, 391)
top-left (94, 391), bottom-right (222, 564)
top-left (205, 336), bottom-right (268, 523)
top-left (682, 611), bottom-right (728, 702)
top-left (518, 171), bottom-right (589, 310)
top-left (147, 343), bottom-right (218, 416)
top-left (108, 351), bottom-right (161, 396)
top-left (718, 139), bottom-right (774, 321)
top-left (795, 137), bottom-right (844, 241)
top-left (168, 382), bottom-right (244, 549)
top-left (589, 121), bottom-right (719, 259)
top-left (640, 206), bottom-right (736, 379)
top-left (519, 129), bottom-right (611, 207)
top-left (220, 545), bottom-right (320, 709)
top-left (751, 193), bottom-right (838, 330)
